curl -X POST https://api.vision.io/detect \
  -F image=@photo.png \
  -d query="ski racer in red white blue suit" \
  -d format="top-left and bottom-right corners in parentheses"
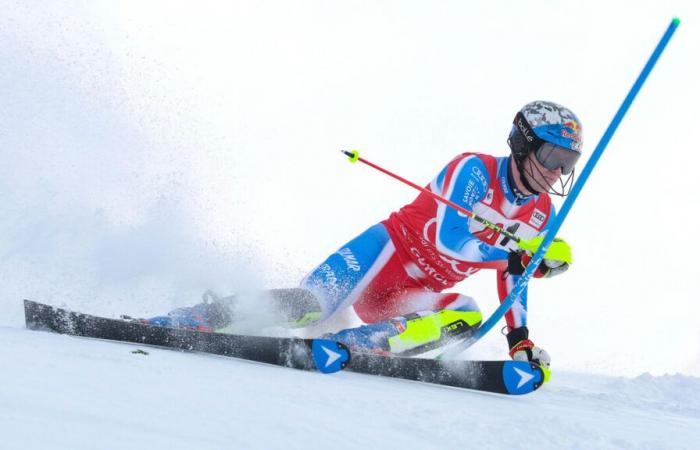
top-left (146, 101), bottom-right (583, 367)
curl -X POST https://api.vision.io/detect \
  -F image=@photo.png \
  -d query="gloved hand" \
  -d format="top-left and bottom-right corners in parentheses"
top-left (506, 326), bottom-right (551, 368)
top-left (507, 237), bottom-right (571, 278)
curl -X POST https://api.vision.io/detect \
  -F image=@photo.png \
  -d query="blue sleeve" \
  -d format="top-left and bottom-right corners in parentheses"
top-left (435, 156), bottom-right (490, 259)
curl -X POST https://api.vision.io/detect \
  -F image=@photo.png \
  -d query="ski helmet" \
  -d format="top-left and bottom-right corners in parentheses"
top-left (507, 100), bottom-right (583, 195)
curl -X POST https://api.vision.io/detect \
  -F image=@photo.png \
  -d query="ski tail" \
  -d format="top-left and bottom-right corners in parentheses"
top-left (23, 300), bottom-right (350, 374)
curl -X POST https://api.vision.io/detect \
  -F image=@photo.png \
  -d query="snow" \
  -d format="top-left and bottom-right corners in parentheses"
top-left (1, 1), bottom-right (700, 448)
top-left (1, 325), bottom-right (699, 449)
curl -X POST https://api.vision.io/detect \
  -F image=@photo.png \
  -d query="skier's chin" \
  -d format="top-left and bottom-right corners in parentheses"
top-left (520, 173), bottom-right (543, 194)
top-left (524, 176), bottom-right (552, 194)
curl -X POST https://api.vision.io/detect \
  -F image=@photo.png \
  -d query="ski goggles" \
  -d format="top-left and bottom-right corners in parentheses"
top-left (535, 142), bottom-right (581, 175)
top-left (513, 112), bottom-right (581, 175)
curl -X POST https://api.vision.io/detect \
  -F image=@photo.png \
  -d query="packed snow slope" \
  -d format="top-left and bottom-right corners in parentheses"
top-left (2, 0), bottom-right (699, 379)
top-left (1, 2), bottom-right (700, 449)
top-left (1, 324), bottom-right (698, 450)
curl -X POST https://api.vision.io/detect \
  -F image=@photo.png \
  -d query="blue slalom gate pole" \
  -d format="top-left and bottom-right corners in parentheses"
top-left (439, 17), bottom-right (681, 359)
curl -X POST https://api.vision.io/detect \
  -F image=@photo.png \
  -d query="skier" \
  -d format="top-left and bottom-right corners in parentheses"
top-left (146, 101), bottom-right (582, 368)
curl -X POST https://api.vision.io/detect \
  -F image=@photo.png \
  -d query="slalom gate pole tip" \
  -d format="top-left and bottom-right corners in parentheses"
top-left (672, 17), bottom-right (681, 26)
top-left (341, 149), bottom-right (360, 163)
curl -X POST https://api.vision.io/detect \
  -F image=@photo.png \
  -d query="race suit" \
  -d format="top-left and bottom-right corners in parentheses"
top-left (300, 152), bottom-right (555, 352)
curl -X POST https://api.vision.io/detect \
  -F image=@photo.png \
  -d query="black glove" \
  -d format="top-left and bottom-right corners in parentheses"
top-left (507, 250), bottom-right (569, 278)
top-left (506, 326), bottom-right (551, 368)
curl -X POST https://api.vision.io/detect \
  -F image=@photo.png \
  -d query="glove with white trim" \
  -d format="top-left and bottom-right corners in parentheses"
top-left (506, 326), bottom-right (551, 368)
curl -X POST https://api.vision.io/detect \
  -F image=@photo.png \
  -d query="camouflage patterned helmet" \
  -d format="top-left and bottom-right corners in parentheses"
top-left (508, 101), bottom-right (583, 195)
top-left (508, 101), bottom-right (583, 162)
top-left (521, 101), bottom-right (582, 151)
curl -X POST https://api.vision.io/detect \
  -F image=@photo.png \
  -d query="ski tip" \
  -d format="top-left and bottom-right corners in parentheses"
top-left (310, 339), bottom-right (351, 374)
top-left (540, 364), bottom-right (552, 384)
top-left (502, 361), bottom-right (548, 395)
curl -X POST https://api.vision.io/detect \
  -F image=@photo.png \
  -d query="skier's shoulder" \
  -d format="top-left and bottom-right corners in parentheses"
top-left (535, 190), bottom-right (554, 209)
top-left (451, 151), bottom-right (498, 167)
top-left (447, 151), bottom-right (497, 175)
top-left (445, 151), bottom-right (500, 188)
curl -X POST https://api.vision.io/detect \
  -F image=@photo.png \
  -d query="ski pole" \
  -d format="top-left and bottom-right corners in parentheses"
top-left (341, 150), bottom-right (570, 262)
top-left (437, 17), bottom-right (681, 359)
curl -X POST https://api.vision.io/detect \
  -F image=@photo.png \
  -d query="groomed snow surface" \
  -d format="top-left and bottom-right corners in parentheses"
top-left (1, 325), bottom-right (698, 450)
top-left (2, 2), bottom-right (699, 449)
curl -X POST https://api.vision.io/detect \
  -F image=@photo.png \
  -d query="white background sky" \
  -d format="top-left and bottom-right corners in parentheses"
top-left (1, 1), bottom-right (698, 376)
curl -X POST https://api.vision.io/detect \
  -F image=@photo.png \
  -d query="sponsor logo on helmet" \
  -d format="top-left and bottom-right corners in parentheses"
top-left (560, 120), bottom-right (581, 142)
top-left (564, 120), bottom-right (579, 132)
top-left (517, 118), bottom-right (534, 142)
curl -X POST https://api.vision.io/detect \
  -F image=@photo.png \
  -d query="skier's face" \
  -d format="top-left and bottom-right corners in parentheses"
top-left (521, 151), bottom-right (564, 193)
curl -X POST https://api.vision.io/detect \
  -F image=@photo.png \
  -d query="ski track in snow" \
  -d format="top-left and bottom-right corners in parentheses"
top-left (1, 325), bottom-right (698, 450)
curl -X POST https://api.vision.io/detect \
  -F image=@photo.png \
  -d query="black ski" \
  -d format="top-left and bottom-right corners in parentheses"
top-left (23, 300), bottom-right (350, 374)
top-left (24, 300), bottom-right (546, 394)
top-left (344, 352), bottom-right (548, 395)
